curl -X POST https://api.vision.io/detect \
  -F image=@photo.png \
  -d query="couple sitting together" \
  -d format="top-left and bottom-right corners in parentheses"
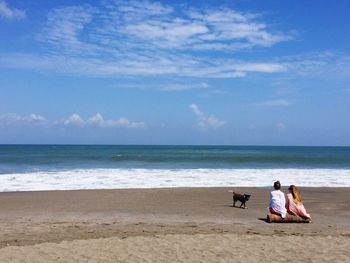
top-left (269, 181), bottom-right (311, 220)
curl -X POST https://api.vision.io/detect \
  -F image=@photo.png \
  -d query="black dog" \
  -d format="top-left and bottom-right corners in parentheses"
top-left (232, 192), bottom-right (251, 209)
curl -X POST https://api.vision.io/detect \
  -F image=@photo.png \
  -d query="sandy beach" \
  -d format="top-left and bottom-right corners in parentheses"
top-left (2, 0), bottom-right (350, 261)
top-left (0, 187), bottom-right (349, 262)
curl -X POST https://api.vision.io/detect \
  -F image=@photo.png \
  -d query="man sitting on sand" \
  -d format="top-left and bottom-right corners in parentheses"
top-left (269, 181), bottom-right (287, 218)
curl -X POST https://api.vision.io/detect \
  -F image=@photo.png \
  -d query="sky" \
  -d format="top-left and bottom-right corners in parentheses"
top-left (0, 0), bottom-right (349, 145)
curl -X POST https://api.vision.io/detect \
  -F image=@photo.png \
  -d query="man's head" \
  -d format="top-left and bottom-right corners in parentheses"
top-left (273, 180), bottom-right (281, 190)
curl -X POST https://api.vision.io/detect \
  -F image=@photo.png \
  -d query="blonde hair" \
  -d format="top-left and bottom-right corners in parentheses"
top-left (289, 185), bottom-right (302, 204)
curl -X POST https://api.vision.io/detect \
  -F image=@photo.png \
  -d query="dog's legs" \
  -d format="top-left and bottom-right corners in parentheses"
top-left (239, 201), bottom-right (247, 209)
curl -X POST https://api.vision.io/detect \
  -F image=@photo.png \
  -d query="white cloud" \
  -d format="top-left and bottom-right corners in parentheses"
top-left (0, 53), bottom-right (286, 79)
top-left (114, 117), bottom-right (147, 129)
top-left (0, 113), bottom-right (23, 124)
top-left (282, 51), bottom-right (350, 79)
top-left (88, 112), bottom-right (105, 126)
top-left (189, 104), bottom-right (226, 130)
top-left (190, 104), bottom-right (204, 118)
top-left (112, 4), bottom-right (290, 50)
top-left (251, 99), bottom-right (292, 107)
top-left (232, 63), bottom-right (286, 73)
top-left (115, 0), bottom-right (173, 17)
top-left (0, 1), bottom-right (25, 20)
top-left (160, 82), bottom-right (209, 91)
top-left (63, 113), bottom-right (147, 129)
top-left (0, 112), bottom-right (146, 129)
top-left (114, 82), bottom-right (209, 91)
top-left (187, 9), bottom-right (291, 50)
top-left (0, 1), bottom-right (291, 79)
top-left (29, 114), bottom-right (46, 123)
top-left (42, 5), bottom-right (97, 54)
top-left (0, 113), bottom-right (46, 125)
top-left (63, 114), bottom-right (85, 126)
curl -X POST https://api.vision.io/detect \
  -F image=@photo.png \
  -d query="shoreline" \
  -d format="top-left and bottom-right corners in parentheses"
top-left (1, 187), bottom-right (349, 261)
top-left (3, 168), bottom-right (350, 192)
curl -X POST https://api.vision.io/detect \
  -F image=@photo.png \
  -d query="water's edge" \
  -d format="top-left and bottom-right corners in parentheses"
top-left (1, 168), bottom-right (349, 192)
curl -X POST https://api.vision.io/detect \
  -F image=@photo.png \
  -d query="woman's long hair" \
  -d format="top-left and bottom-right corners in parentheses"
top-left (289, 185), bottom-right (302, 204)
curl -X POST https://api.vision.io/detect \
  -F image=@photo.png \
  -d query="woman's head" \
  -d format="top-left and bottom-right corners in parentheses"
top-left (288, 185), bottom-right (302, 204)
top-left (273, 181), bottom-right (281, 190)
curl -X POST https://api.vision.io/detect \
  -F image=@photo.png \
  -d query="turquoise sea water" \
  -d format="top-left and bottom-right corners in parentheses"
top-left (0, 145), bottom-right (350, 191)
top-left (1, 145), bottom-right (350, 174)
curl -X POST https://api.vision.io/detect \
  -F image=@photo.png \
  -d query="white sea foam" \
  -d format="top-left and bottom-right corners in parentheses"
top-left (1, 168), bottom-right (350, 192)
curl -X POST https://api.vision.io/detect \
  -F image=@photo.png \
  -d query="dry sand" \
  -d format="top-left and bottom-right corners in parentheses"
top-left (0, 187), bottom-right (349, 262)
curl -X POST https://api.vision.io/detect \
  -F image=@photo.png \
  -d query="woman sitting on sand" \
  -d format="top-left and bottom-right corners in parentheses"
top-left (269, 181), bottom-right (287, 218)
top-left (286, 185), bottom-right (311, 219)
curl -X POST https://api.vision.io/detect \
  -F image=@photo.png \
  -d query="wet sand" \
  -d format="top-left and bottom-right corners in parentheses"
top-left (0, 187), bottom-right (349, 262)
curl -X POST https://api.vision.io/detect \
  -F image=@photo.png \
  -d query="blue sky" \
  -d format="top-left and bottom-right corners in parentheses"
top-left (0, 0), bottom-right (349, 145)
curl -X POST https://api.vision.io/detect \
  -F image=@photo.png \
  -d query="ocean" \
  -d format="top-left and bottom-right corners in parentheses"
top-left (0, 145), bottom-right (350, 191)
